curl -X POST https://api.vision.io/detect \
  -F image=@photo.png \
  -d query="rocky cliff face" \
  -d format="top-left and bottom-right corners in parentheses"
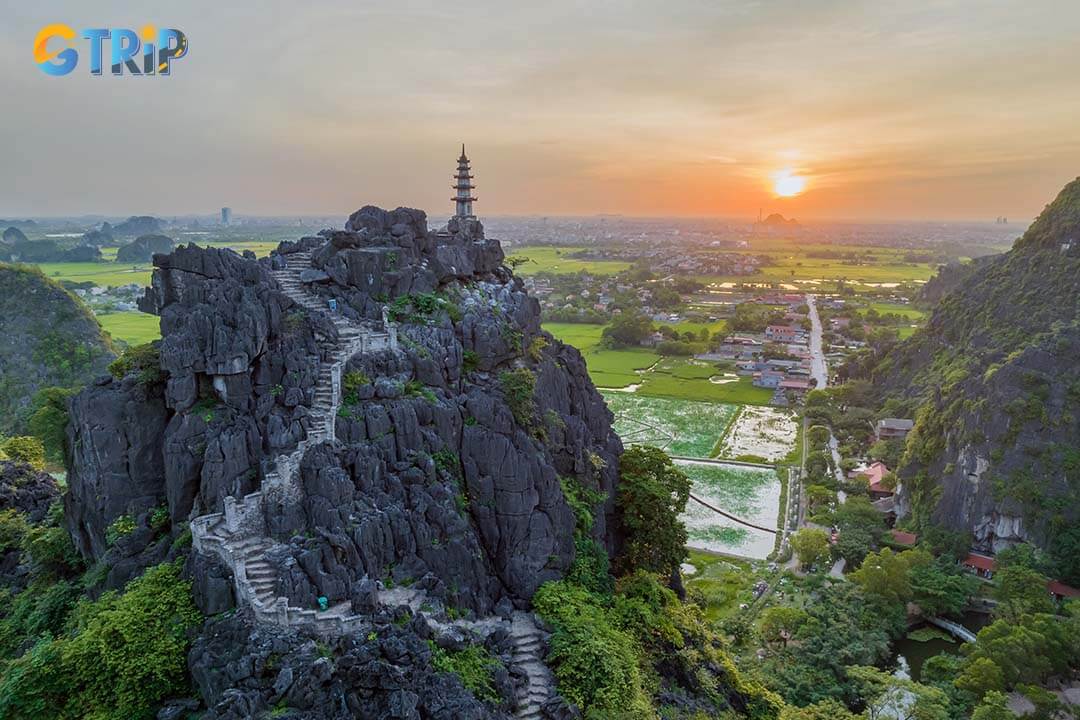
top-left (0, 265), bottom-right (115, 433)
top-left (865, 178), bottom-right (1080, 558)
top-left (65, 207), bottom-right (621, 716)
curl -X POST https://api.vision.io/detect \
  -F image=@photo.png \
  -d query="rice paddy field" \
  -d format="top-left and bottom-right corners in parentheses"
top-left (714, 406), bottom-right (798, 462)
top-left (601, 392), bottom-right (738, 458)
top-left (544, 323), bottom-right (775, 404)
top-left (505, 246), bottom-right (632, 275)
top-left (511, 240), bottom-right (939, 289)
top-left (677, 460), bottom-right (782, 560)
top-left (98, 312), bottom-right (161, 346)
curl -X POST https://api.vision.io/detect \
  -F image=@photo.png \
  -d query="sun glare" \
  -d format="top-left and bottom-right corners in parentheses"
top-left (772, 168), bottom-right (806, 197)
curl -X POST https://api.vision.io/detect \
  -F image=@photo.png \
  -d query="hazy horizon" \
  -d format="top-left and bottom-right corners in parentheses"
top-left (4, 1), bottom-right (1079, 221)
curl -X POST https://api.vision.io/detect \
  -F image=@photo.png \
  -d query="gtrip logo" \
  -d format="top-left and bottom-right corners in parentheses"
top-left (34, 24), bottom-right (188, 76)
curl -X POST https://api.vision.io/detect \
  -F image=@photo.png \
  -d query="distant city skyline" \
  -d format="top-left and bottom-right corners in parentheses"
top-left (3, 1), bottom-right (1079, 222)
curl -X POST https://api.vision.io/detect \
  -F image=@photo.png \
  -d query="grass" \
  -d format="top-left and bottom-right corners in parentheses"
top-left (656, 319), bottom-right (729, 337)
top-left (544, 322), bottom-right (660, 386)
top-left (37, 261), bottom-right (154, 288)
top-left (682, 550), bottom-right (760, 622)
top-left (99, 311), bottom-right (161, 346)
top-left (864, 302), bottom-right (927, 320)
top-left (636, 359), bottom-right (774, 405)
top-left (544, 322), bottom-right (775, 404)
top-left (507, 246), bottom-right (632, 275)
top-left (601, 392), bottom-right (738, 458)
top-left (510, 240), bottom-right (938, 287)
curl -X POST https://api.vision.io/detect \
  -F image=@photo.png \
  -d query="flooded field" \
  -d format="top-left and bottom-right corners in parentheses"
top-left (677, 460), bottom-right (781, 559)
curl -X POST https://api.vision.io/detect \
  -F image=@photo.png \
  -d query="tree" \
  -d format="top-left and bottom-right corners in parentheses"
top-left (26, 387), bottom-right (76, 465)
top-left (964, 619), bottom-right (1056, 687)
top-left (996, 543), bottom-right (1055, 575)
top-left (848, 665), bottom-right (950, 720)
top-left (834, 525), bottom-right (876, 567)
top-left (850, 548), bottom-right (917, 606)
top-left (993, 565), bottom-right (1054, 620)
top-left (970, 691), bottom-right (1013, 720)
top-left (805, 451), bottom-right (832, 479)
top-left (1049, 525), bottom-right (1080, 586)
top-left (0, 437), bottom-right (46, 471)
top-left (805, 484), bottom-right (834, 513)
top-left (833, 496), bottom-right (886, 565)
top-left (759, 606), bottom-right (809, 648)
top-left (807, 425), bottom-right (830, 447)
top-left (601, 312), bottom-right (653, 349)
top-left (953, 657), bottom-right (1004, 699)
top-left (779, 699), bottom-right (858, 720)
top-left (615, 446), bottom-right (690, 577)
top-left (909, 559), bottom-right (979, 617)
top-left (791, 528), bottom-right (830, 570)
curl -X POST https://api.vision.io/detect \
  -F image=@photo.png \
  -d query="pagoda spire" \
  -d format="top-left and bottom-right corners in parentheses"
top-left (452, 144), bottom-right (477, 218)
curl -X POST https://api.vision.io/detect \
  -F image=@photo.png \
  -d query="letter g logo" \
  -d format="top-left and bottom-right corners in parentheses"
top-left (34, 24), bottom-right (78, 75)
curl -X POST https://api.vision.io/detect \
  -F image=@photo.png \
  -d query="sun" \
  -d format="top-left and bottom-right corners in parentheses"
top-left (772, 168), bottom-right (806, 197)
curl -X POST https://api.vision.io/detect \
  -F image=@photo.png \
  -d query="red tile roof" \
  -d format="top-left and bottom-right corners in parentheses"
top-left (1047, 580), bottom-right (1080, 599)
top-left (890, 529), bottom-right (917, 546)
top-left (862, 462), bottom-right (891, 493)
top-left (962, 553), bottom-right (997, 572)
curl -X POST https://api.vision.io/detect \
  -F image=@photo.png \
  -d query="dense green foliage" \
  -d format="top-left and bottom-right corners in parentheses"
top-left (107, 341), bottom-right (162, 383)
top-left (615, 446), bottom-right (690, 577)
top-left (0, 264), bottom-right (115, 434)
top-left (0, 437), bottom-right (46, 471)
top-left (841, 179), bottom-right (1080, 559)
top-left (789, 528), bottom-right (829, 570)
top-left (25, 387), bottom-right (76, 465)
top-left (760, 581), bottom-right (902, 707)
top-left (429, 642), bottom-right (503, 704)
top-left (498, 368), bottom-right (536, 427)
top-left (0, 561), bottom-right (201, 720)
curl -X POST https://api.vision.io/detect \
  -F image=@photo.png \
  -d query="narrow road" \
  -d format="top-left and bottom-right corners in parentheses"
top-left (806, 295), bottom-right (847, 500)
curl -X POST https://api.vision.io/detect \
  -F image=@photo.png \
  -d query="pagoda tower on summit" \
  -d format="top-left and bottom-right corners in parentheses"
top-left (452, 144), bottom-right (477, 218)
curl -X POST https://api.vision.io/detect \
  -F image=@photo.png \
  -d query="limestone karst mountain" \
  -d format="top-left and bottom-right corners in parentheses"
top-left (56, 206), bottom-right (780, 719)
top-left (859, 177), bottom-right (1080, 571)
top-left (115, 233), bottom-right (175, 263)
top-left (65, 207), bottom-right (621, 718)
top-left (0, 264), bottom-right (115, 434)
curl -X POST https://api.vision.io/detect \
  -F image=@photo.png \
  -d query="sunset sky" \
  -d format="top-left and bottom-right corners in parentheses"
top-left (3, 1), bottom-right (1079, 220)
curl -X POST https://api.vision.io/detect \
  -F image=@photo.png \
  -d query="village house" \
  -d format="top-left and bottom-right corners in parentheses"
top-left (765, 325), bottom-right (802, 343)
top-left (753, 370), bottom-right (786, 388)
top-left (961, 553), bottom-right (997, 579)
top-left (875, 418), bottom-right (914, 442)
top-left (849, 461), bottom-right (893, 499)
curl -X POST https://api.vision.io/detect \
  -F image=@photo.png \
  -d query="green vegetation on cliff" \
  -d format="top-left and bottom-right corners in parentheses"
top-left (847, 178), bottom-right (1080, 572)
top-left (0, 264), bottom-right (115, 436)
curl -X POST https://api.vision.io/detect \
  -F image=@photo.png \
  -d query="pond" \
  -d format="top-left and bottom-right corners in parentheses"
top-left (891, 613), bottom-right (990, 681)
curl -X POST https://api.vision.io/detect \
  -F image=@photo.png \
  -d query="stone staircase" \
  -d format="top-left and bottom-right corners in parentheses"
top-left (191, 249), bottom-right (399, 635)
top-left (511, 612), bottom-right (556, 720)
top-left (189, 249), bottom-right (557, 717)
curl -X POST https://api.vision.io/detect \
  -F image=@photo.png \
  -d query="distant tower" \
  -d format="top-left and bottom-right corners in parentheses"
top-left (221, 207), bottom-right (232, 225)
top-left (452, 145), bottom-right (477, 218)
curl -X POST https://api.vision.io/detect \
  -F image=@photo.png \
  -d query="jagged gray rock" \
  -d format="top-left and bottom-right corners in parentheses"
top-left (65, 206), bottom-right (620, 718)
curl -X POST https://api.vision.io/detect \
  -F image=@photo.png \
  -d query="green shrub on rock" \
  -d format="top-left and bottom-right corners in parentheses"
top-left (0, 561), bottom-right (201, 720)
top-left (429, 642), bottom-right (503, 705)
top-left (106, 342), bottom-right (162, 383)
top-left (0, 437), bottom-right (46, 471)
